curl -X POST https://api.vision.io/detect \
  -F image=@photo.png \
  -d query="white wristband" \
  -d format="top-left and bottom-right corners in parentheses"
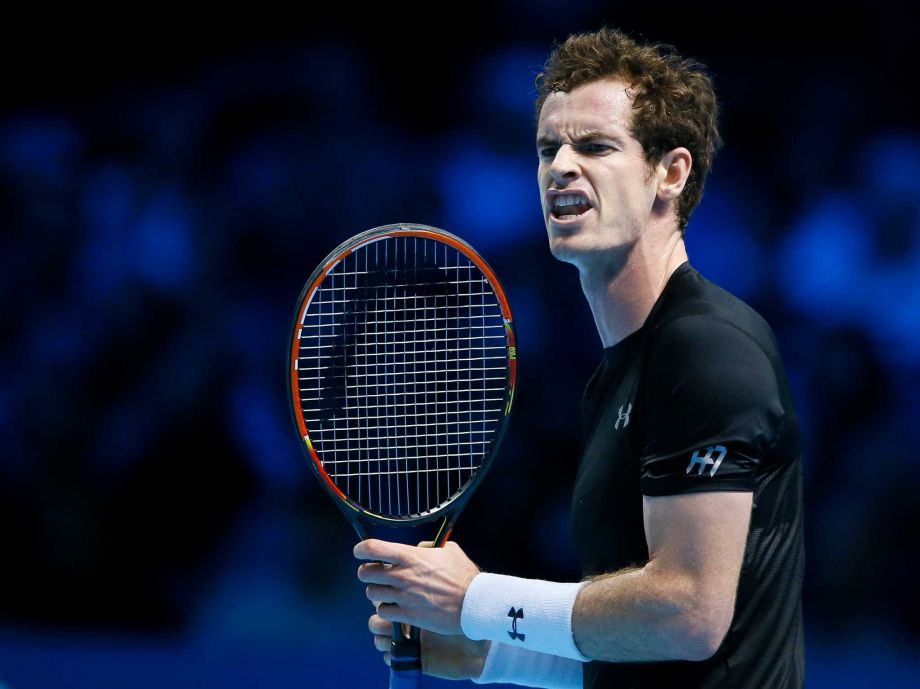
top-left (460, 573), bottom-right (590, 662)
top-left (473, 641), bottom-right (583, 689)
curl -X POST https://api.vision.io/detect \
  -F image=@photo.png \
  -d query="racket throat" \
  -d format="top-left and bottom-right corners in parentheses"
top-left (352, 515), bottom-right (454, 547)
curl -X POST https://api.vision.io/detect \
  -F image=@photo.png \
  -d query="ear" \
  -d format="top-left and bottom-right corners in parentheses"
top-left (656, 147), bottom-right (693, 202)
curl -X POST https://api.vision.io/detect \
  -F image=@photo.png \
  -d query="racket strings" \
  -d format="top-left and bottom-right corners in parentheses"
top-left (296, 235), bottom-right (508, 518)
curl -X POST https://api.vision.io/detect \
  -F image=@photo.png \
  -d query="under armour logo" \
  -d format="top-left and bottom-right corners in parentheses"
top-left (507, 607), bottom-right (525, 641)
top-left (686, 445), bottom-right (728, 477)
top-left (615, 403), bottom-right (632, 430)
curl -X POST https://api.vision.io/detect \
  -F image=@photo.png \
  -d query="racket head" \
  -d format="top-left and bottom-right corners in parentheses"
top-left (288, 223), bottom-right (516, 532)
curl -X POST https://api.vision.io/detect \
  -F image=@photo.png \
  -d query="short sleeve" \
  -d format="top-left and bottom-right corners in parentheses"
top-left (639, 315), bottom-right (785, 496)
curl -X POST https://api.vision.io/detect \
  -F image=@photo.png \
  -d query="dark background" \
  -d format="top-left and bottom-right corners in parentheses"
top-left (1, 3), bottom-right (919, 687)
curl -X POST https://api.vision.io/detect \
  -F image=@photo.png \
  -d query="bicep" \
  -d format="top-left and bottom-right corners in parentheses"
top-left (643, 491), bottom-right (752, 615)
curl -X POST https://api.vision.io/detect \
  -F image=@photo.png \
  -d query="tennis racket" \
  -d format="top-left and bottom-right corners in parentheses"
top-left (287, 223), bottom-right (516, 689)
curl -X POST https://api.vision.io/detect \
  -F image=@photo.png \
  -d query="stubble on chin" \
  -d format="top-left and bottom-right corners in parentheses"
top-left (545, 226), bottom-right (599, 269)
top-left (545, 224), bottom-right (636, 278)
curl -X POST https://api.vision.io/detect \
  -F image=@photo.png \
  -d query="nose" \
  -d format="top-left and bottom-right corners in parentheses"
top-left (547, 144), bottom-right (579, 185)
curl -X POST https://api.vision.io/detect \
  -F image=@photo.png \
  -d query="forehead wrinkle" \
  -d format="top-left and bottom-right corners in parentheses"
top-left (538, 85), bottom-right (634, 141)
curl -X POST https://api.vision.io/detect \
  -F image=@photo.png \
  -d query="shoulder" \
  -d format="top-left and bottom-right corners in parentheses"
top-left (647, 315), bottom-right (774, 373)
top-left (639, 274), bottom-right (786, 408)
top-left (647, 267), bottom-right (781, 371)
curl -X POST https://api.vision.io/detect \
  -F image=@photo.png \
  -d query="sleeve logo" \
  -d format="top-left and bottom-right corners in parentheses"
top-left (686, 445), bottom-right (728, 477)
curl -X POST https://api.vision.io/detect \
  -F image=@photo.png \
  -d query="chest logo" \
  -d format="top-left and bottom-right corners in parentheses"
top-left (615, 403), bottom-right (632, 430)
top-left (686, 445), bottom-right (728, 477)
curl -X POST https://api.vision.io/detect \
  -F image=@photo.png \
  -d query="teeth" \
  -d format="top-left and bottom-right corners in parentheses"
top-left (551, 195), bottom-right (589, 209)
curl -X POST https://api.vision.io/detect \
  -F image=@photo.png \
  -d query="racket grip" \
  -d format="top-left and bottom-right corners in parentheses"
top-left (389, 623), bottom-right (421, 689)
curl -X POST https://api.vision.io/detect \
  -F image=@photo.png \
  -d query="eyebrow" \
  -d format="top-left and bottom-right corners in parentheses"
top-left (536, 130), bottom-right (625, 148)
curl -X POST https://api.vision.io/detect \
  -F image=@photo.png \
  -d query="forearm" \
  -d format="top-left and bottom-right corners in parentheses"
top-left (459, 565), bottom-right (724, 665)
top-left (573, 560), bottom-right (726, 662)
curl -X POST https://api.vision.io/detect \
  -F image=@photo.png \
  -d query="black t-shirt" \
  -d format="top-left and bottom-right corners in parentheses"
top-left (571, 261), bottom-right (805, 689)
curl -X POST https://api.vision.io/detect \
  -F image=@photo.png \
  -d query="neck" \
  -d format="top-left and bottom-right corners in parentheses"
top-left (579, 231), bottom-right (688, 348)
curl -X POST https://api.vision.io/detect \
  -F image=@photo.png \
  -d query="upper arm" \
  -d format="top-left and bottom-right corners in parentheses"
top-left (642, 491), bottom-right (752, 655)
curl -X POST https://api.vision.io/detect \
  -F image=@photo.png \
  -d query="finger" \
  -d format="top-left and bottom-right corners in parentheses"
top-left (374, 634), bottom-right (391, 652)
top-left (368, 613), bottom-right (390, 635)
top-left (366, 584), bottom-right (402, 605)
top-left (375, 602), bottom-right (422, 628)
top-left (383, 651), bottom-right (391, 667)
top-left (417, 540), bottom-right (435, 548)
top-left (357, 561), bottom-right (402, 585)
top-left (353, 539), bottom-right (414, 564)
top-left (374, 602), bottom-right (406, 624)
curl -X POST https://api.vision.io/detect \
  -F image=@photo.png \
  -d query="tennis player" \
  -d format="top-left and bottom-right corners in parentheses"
top-left (355, 27), bottom-right (804, 689)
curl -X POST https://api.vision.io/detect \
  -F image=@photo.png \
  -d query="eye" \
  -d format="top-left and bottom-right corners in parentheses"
top-left (537, 146), bottom-right (558, 160)
top-left (581, 143), bottom-right (611, 154)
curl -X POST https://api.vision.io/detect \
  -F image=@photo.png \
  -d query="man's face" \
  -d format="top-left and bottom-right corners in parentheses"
top-left (536, 77), bottom-right (660, 270)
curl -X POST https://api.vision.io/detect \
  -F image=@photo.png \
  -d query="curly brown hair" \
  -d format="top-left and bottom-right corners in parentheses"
top-left (534, 27), bottom-right (723, 233)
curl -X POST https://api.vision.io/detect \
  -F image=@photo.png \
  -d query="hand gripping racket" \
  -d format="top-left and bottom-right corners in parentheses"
top-left (287, 223), bottom-right (516, 689)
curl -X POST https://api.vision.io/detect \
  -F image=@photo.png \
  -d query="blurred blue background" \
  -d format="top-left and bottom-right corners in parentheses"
top-left (2, 3), bottom-right (919, 687)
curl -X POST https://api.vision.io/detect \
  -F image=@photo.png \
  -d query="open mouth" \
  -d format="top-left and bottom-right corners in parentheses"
top-left (551, 204), bottom-right (592, 220)
top-left (549, 193), bottom-right (593, 221)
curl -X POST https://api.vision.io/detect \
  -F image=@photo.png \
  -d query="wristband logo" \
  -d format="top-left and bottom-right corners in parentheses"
top-left (507, 607), bottom-right (525, 641)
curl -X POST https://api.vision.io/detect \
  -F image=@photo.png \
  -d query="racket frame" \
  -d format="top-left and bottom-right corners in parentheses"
top-left (288, 223), bottom-right (516, 539)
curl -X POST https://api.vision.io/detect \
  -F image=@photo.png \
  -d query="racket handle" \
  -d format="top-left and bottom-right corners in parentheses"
top-left (389, 623), bottom-right (421, 689)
